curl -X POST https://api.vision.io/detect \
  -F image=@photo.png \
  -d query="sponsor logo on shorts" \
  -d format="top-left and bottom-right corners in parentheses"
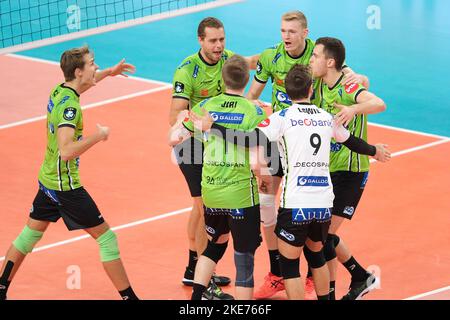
top-left (206, 226), bottom-right (216, 235)
top-left (210, 112), bottom-right (244, 124)
top-left (279, 229), bottom-right (295, 242)
top-left (30, 205), bottom-right (34, 214)
top-left (292, 208), bottom-right (332, 222)
top-left (297, 176), bottom-right (329, 187)
top-left (343, 206), bottom-right (355, 216)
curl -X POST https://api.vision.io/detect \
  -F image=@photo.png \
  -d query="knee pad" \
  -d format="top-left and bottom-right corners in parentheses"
top-left (97, 229), bottom-right (120, 262)
top-left (234, 251), bottom-right (255, 288)
top-left (202, 241), bottom-right (228, 264)
top-left (323, 234), bottom-right (339, 261)
top-left (279, 254), bottom-right (300, 280)
top-left (304, 246), bottom-right (326, 269)
top-left (13, 226), bottom-right (44, 254)
top-left (259, 194), bottom-right (277, 227)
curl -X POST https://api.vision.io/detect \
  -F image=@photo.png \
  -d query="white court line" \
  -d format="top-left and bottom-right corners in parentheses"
top-left (0, 207), bottom-right (192, 262)
top-left (404, 285), bottom-right (450, 300)
top-left (0, 85), bottom-right (171, 130)
top-left (369, 138), bottom-right (450, 163)
top-left (0, 140), bottom-right (449, 299)
top-left (4, 54), bottom-right (450, 140)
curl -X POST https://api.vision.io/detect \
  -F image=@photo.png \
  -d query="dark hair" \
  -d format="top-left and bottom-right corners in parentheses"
top-left (315, 37), bottom-right (346, 70)
top-left (222, 55), bottom-right (249, 90)
top-left (197, 17), bottom-right (224, 39)
top-left (60, 45), bottom-right (91, 81)
top-left (285, 64), bottom-right (313, 100)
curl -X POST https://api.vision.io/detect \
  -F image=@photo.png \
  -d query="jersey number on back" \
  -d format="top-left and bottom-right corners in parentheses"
top-left (310, 133), bottom-right (321, 156)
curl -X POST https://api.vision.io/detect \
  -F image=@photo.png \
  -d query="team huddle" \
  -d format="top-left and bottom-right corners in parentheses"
top-left (0, 11), bottom-right (390, 301)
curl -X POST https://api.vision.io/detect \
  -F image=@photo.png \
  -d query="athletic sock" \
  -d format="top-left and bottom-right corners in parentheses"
top-left (188, 250), bottom-right (198, 271)
top-left (119, 286), bottom-right (139, 300)
top-left (191, 283), bottom-right (207, 300)
top-left (342, 256), bottom-right (368, 282)
top-left (269, 250), bottom-right (281, 277)
top-left (329, 281), bottom-right (336, 300)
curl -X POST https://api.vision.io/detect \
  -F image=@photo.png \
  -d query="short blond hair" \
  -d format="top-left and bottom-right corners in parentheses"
top-left (282, 11), bottom-right (308, 28)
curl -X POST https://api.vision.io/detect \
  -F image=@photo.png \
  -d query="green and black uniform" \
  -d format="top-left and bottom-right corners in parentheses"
top-left (172, 50), bottom-right (234, 197)
top-left (31, 83), bottom-right (104, 230)
top-left (254, 40), bottom-right (315, 177)
top-left (255, 40), bottom-right (315, 112)
top-left (183, 93), bottom-right (266, 252)
top-left (312, 74), bottom-right (369, 220)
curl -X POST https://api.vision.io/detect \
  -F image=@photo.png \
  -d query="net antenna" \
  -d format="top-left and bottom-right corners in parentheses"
top-left (0, 0), bottom-right (243, 55)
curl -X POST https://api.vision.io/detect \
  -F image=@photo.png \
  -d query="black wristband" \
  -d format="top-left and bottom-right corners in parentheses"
top-left (342, 134), bottom-right (376, 156)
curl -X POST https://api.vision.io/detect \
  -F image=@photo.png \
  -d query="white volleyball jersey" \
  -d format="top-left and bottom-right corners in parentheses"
top-left (257, 102), bottom-right (350, 209)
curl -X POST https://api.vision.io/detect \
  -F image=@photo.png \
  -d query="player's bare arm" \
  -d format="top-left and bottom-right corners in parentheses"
top-left (57, 124), bottom-right (109, 161)
top-left (334, 90), bottom-right (386, 126)
top-left (169, 97), bottom-right (190, 126)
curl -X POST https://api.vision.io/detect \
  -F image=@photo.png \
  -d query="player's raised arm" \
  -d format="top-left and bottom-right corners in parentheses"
top-left (95, 58), bottom-right (136, 83)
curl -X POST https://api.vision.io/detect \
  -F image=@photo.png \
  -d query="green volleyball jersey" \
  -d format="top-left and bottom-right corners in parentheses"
top-left (312, 74), bottom-right (368, 173)
top-left (172, 49), bottom-right (234, 107)
top-left (38, 84), bottom-right (83, 191)
top-left (183, 93), bottom-right (267, 209)
top-left (255, 39), bottom-right (315, 112)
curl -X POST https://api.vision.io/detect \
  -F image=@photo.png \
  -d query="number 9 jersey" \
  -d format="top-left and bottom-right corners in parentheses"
top-left (256, 102), bottom-right (350, 209)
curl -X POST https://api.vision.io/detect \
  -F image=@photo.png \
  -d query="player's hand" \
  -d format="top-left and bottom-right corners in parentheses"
top-left (334, 103), bottom-right (356, 127)
top-left (96, 124), bottom-right (110, 141)
top-left (110, 59), bottom-right (136, 77)
top-left (190, 108), bottom-right (214, 132)
top-left (253, 100), bottom-right (270, 109)
top-left (176, 110), bottom-right (189, 123)
top-left (373, 144), bottom-right (391, 162)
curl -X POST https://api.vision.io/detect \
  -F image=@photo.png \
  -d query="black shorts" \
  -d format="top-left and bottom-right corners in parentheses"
top-left (204, 205), bottom-right (262, 253)
top-left (30, 183), bottom-right (105, 231)
top-left (174, 137), bottom-right (203, 197)
top-left (275, 208), bottom-right (332, 247)
top-left (331, 171), bottom-right (369, 220)
top-left (267, 141), bottom-right (284, 177)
